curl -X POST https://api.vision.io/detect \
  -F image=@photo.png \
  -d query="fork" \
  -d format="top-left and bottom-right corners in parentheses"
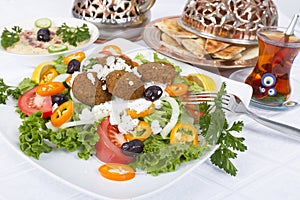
top-left (184, 92), bottom-right (300, 141)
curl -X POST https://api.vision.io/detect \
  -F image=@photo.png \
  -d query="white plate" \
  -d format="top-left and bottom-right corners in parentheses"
top-left (0, 17), bottom-right (99, 57)
top-left (0, 38), bottom-right (253, 200)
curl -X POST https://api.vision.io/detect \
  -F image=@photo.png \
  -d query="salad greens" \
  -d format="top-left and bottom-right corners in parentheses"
top-left (130, 135), bottom-right (208, 176)
top-left (0, 51), bottom-right (247, 177)
top-left (1, 26), bottom-right (22, 48)
top-left (18, 106), bottom-right (100, 160)
top-left (0, 78), bottom-right (36, 104)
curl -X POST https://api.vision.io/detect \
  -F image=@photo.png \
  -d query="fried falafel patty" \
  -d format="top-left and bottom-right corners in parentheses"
top-left (137, 61), bottom-right (176, 84)
top-left (107, 71), bottom-right (145, 100)
top-left (106, 70), bottom-right (127, 94)
top-left (72, 72), bottom-right (112, 106)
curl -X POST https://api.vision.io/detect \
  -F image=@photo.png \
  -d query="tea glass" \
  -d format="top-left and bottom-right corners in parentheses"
top-left (245, 26), bottom-right (300, 108)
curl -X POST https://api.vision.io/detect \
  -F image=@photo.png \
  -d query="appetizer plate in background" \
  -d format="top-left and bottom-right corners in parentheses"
top-left (0, 38), bottom-right (252, 200)
top-left (143, 16), bottom-right (259, 71)
top-left (0, 17), bottom-right (99, 57)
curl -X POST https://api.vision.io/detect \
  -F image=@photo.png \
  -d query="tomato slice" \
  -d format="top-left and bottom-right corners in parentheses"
top-left (125, 121), bottom-right (152, 141)
top-left (98, 163), bottom-right (135, 181)
top-left (36, 82), bottom-right (65, 96)
top-left (18, 86), bottom-right (52, 118)
top-left (165, 83), bottom-right (189, 96)
top-left (63, 52), bottom-right (86, 65)
top-left (185, 104), bottom-right (204, 122)
top-left (126, 103), bottom-right (155, 118)
top-left (95, 118), bottom-right (134, 164)
top-left (51, 101), bottom-right (73, 127)
top-left (170, 122), bottom-right (198, 146)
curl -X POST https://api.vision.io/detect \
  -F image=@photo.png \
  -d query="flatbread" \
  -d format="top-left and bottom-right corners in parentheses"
top-left (211, 45), bottom-right (246, 60)
top-left (181, 37), bottom-right (206, 58)
top-left (155, 19), bottom-right (198, 39)
top-left (237, 46), bottom-right (259, 60)
top-left (204, 39), bottom-right (230, 54)
top-left (160, 33), bottom-right (195, 57)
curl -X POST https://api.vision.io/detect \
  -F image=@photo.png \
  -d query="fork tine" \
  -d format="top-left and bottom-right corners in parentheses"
top-left (182, 92), bottom-right (218, 104)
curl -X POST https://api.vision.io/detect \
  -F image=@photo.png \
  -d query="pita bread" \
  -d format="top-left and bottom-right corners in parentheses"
top-left (204, 39), bottom-right (230, 54)
top-left (237, 46), bottom-right (259, 60)
top-left (155, 19), bottom-right (198, 39)
top-left (211, 46), bottom-right (246, 60)
top-left (181, 37), bottom-right (206, 58)
top-left (160, 33), bottom-right (195, 57)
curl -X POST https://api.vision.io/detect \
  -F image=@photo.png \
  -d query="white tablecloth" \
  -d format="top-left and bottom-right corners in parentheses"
top-left (1, 0), bottom-right (300, 200)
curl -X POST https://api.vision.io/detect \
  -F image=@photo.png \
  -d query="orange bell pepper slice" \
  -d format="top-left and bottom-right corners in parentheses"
top-left (98, 163), bottom-right (135, 181)
top-left (51, 100), bottom-right (73, 127)
top-left (36, 82), bottom-right (65, 96)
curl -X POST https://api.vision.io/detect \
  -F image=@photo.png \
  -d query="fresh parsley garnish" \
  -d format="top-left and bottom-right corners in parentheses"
top-left (1, 26), bottom-right (22, 48)
top-left (56, 23), bottom-right (91, 46)
top-left (198, 83), bottom-right (247, 176)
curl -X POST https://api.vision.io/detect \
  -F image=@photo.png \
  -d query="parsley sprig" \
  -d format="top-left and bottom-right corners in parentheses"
top-left (198, 83), bottom-right (247, 176)
top-left (1, 26), bottom-right (22, 48)
top-left (56, 23), bottom-right (91, 46)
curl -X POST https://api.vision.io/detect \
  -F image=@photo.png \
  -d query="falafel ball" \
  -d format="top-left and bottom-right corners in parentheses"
top-left (137, 61), bottom-right (176, 84)
top-left (107, 71), bottom-right (145, 100)
top-left (72, 72), bottom-right (111, 106)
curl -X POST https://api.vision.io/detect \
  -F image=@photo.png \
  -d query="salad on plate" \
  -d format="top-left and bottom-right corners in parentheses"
top-left (0, 45), bottom-right (247, 182)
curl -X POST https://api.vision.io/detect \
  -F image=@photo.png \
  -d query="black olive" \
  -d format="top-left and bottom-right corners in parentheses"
top-left (121, 139), bottom-right (144, 157)
top-left (144, 85), bottom-right (163, 101)
top-left (51, 94), bottom-right (67, 106)
top-left (67, 59), bottom-right (81, 74)
top-left (37, 28), bottom-right (51, 42)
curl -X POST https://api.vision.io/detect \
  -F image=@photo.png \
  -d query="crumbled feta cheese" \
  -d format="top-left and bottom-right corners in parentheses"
top-left (86, 72), bottom-right (96, 85)
top-left (92, 101), bottom-right (112, 120)
top-left (151, 120), bottom-right (162, 134)
top-left (127, 98), bottom-right (152, 114)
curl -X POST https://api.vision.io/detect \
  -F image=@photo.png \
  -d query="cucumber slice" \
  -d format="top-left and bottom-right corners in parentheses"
top-left (48, 44), bottom-right (68, 53)
top-left (35, 18), bottom-right (52, 28)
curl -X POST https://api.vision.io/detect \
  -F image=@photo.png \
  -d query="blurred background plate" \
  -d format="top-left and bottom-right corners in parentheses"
top-left (143, 16), bottom-right (259, 71)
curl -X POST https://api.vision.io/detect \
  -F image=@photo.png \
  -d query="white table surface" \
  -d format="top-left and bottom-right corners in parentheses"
top-left (1, 0), bottom-right (300, 200)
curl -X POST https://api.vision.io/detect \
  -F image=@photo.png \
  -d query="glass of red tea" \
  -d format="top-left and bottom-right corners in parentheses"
top-left (245, 26), bottom-right (300, 107)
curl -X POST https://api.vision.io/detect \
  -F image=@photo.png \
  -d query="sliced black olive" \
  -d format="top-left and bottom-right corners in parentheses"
top-left (121, 139), bottom-right (144, 157)
top-left (37, 28), bottom-right (51, 42)
top-left (67, 59), bottom-right (81, 74)
top-left (51, 94), bottom-right (67, 106)
top-left (143, 85), bottom-right (163, 101)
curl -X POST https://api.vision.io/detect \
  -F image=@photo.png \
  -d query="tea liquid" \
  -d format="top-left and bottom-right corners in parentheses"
top-left (245, 30), bottom-right (300, 106)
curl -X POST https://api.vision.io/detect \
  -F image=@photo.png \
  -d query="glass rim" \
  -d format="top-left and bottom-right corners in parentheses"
top-left (256, 26), bottom-right (300, 47)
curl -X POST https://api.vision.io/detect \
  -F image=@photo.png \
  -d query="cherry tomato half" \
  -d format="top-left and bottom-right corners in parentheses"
top-left (98, 163), bottom-right (135, 181)
top-left (170, 122), bottom-right (198, 146)
top-left (165, 83), bottom-right (189, 97)
top-left (63, 52), bottom-right (86, 65)
top-left (125, 121), bottom-right (152, 141)
top-left (36, 82), bottom-right (65, 96)
top-left (50, 100), bottom-right (73, 127)
top-left (18, 86), bottom-right (52, 118)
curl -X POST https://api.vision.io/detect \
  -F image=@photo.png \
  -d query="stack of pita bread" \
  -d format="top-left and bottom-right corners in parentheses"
top-left (155, 18), bottom-right (258, 61)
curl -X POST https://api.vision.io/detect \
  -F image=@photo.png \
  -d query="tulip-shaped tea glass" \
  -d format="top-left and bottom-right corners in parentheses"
top-left (245, 26), bottom-right (300, 108)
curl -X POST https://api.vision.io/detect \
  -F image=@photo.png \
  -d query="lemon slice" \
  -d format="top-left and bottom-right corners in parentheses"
top-left (187, 73), bottom-right (217, 91)
top-left (32, 61), bottom-right (57, 84)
